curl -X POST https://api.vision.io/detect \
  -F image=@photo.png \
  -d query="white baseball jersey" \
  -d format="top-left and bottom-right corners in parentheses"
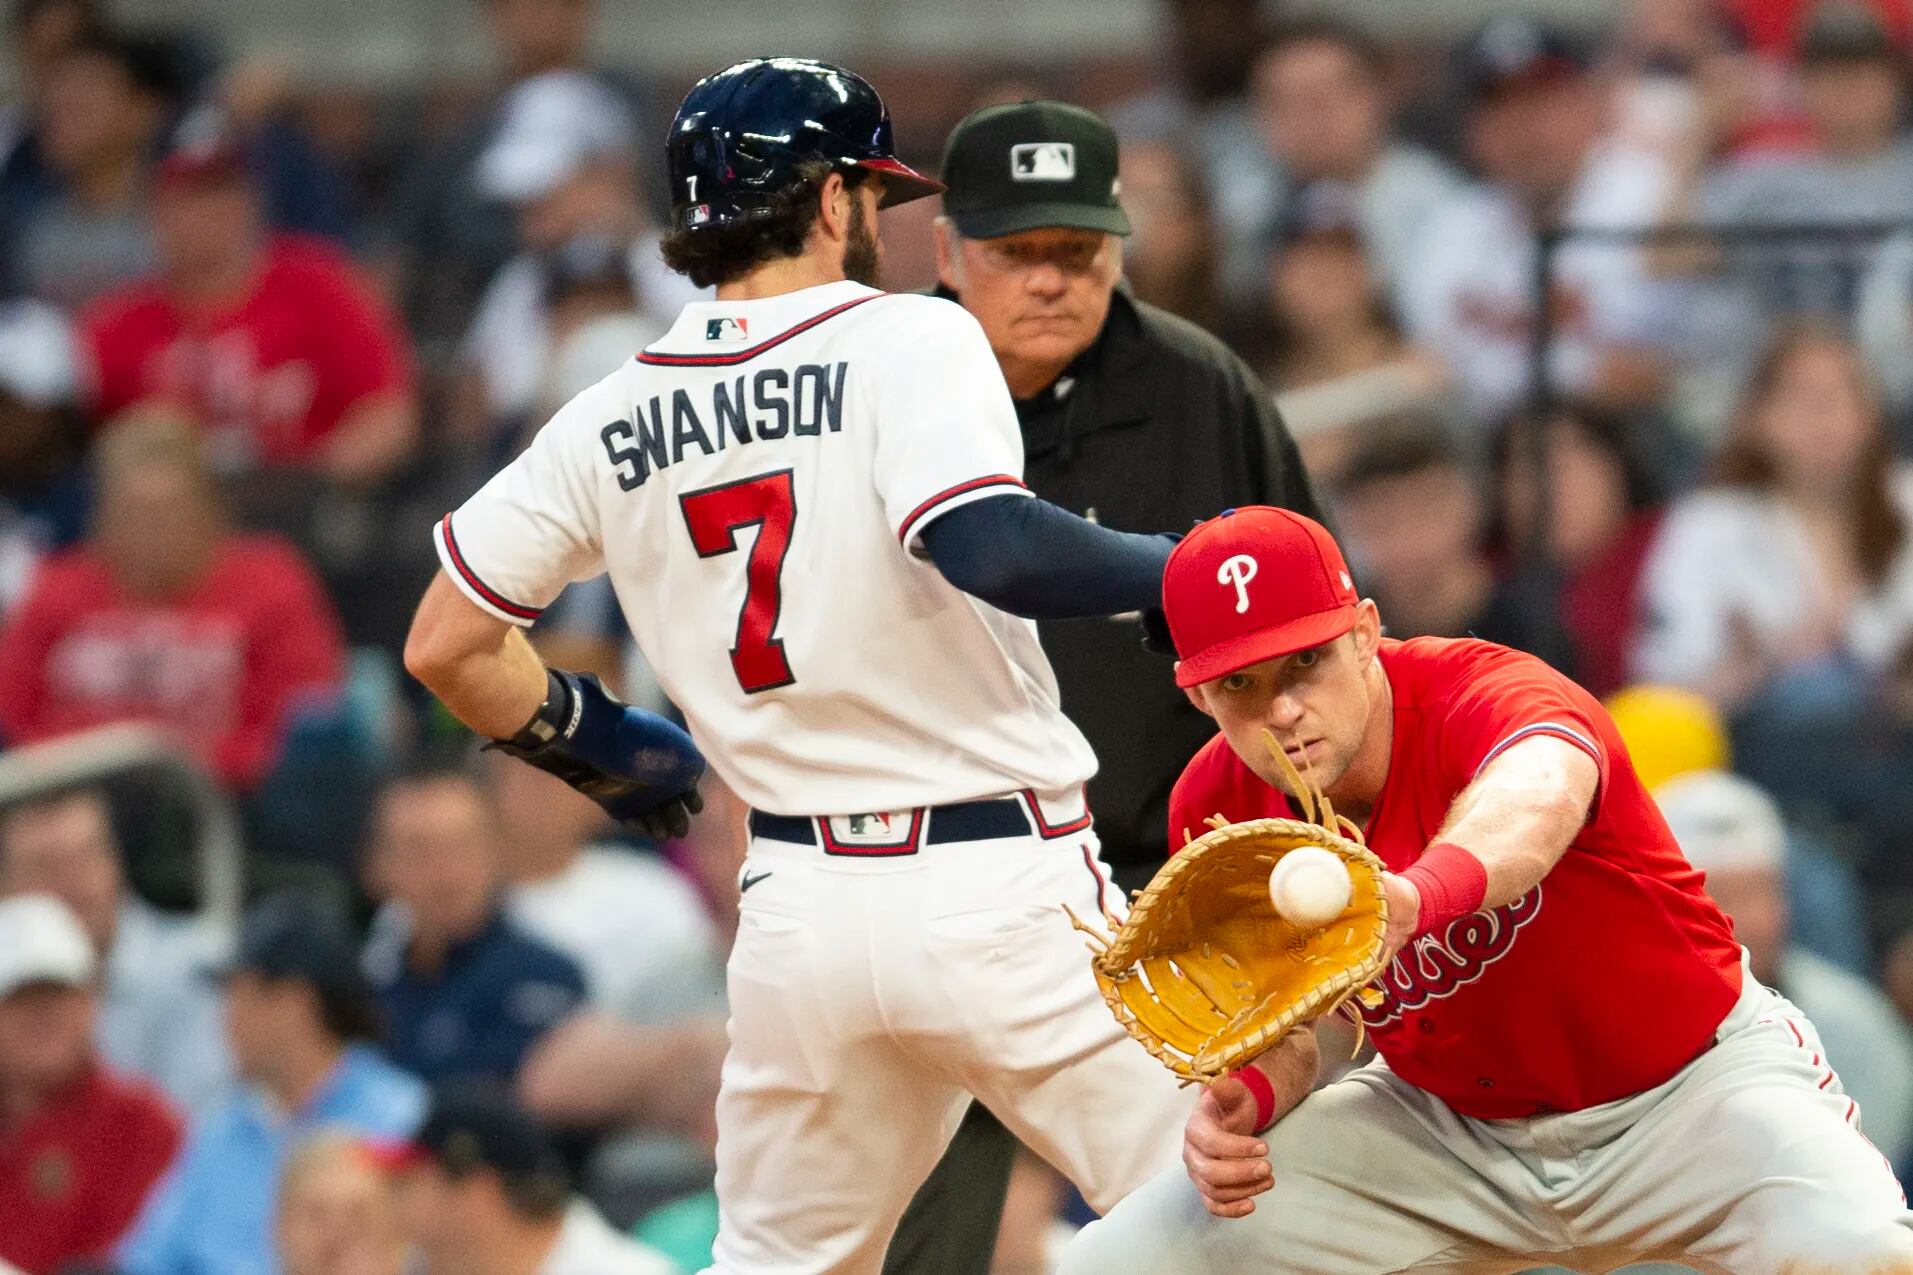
top-left (434, 279), bottom-right (1097, 815)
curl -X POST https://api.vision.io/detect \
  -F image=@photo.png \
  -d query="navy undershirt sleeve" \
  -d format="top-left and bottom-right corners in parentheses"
top-left (919, 493), bottom-right (1175, 619)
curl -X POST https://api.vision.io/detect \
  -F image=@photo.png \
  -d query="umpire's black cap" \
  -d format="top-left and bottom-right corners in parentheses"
top-left (665, 57), bottom-right (943, 233)
top-left (939, 100), bottom-right (1131, 240)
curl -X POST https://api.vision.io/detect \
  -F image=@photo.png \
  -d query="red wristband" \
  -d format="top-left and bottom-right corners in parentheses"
top-left (1400, 841), bottom-right (1489, 940)
top-left (1230, 1065), bottom-right (1277, 1131)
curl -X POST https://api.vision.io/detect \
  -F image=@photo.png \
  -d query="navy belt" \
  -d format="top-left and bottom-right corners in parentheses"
top-left (749, 797), bottom-right (1036, 856)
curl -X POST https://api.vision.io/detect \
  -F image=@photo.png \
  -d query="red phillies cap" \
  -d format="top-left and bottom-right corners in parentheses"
top-left (1164, 507), bottom-right (1359, 688)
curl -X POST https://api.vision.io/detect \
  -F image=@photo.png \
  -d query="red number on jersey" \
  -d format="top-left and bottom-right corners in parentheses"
top-left (679, 470), bottom-right (798, 693)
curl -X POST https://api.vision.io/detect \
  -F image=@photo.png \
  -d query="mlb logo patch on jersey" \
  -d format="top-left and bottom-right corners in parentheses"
top-left (1011, 142), bottom-right (1075, 182)
top-left (705, 316), bottom-right (750, 342)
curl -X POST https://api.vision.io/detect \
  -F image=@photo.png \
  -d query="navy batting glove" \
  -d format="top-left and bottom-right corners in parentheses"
top-left (1139, 607), bottom-right (1177, 658)
top-left (1140, 531), bottom-right (1184, 658)
top-left (489, 669), bottom-right (706, 842)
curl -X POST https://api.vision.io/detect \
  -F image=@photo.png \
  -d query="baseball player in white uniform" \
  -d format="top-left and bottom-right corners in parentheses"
top-left (404, 58), bottom-right (1194, 1274)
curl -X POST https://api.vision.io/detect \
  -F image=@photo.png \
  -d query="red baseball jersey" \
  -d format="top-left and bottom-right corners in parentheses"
top-left (1170, 636), bottom-right (1743, 1118)
top-left (0, 535), bottom-right (346, 787)
top-left (0, 1064), bottom-right (181, 1275)
top-left (81, 235), bottom-right (413, 469)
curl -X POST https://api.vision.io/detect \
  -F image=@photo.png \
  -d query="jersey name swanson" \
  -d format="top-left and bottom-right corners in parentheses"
top-left (601, 361), bottom-right (851, 491)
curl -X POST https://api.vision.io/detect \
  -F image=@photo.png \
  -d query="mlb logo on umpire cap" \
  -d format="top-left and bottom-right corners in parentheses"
top-left (705, 317), bottom-right (750, 342)
top-left (1011, 141), bottom-right (1074, 181)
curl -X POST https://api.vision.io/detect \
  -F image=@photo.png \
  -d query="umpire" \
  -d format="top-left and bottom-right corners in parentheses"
top-left (935, 100), bottom-right (1323, 896)
top-left (888, 101), bottom-right (1324, 1275)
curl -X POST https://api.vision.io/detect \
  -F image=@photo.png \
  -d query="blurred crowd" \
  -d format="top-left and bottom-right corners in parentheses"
top-left (5, 0), bottom-right (1913, 1271)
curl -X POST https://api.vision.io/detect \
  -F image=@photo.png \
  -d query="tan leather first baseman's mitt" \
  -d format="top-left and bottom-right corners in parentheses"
top-left (1067, 731), bottom-right (1390, 1082)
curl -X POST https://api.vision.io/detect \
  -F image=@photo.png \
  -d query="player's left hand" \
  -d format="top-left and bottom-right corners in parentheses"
top-left (488, 669), bottom-right (707, 842)
top-left (1381, 871), bottom-right (1420, 961)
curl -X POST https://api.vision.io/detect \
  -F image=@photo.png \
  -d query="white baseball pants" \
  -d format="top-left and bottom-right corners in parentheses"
top-left (1057, 959), bottom-right (1913, 1274)
top-left (703, 816), bottom-right (1194, 1274)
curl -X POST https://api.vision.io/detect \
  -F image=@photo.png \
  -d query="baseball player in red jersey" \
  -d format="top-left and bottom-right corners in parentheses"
top-left (1058, 507), bottom-right (1913, 1274)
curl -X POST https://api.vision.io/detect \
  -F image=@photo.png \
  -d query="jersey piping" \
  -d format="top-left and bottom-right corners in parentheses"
top-left (1472, 721), bottom-right (1604, 779)
top-left (635, 294), bottom-right (884, 368)
top-left (896, 474), bottom-right (1028, 544)
top-left (438, 514), bottom-right (544, 621)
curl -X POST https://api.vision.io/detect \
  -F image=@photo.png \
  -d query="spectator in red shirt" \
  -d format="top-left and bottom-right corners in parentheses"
top-left (0, 416), bottom-right (346, 789)
top-left (81, 131), bottom-right (417, 487)
top-left (0, 893), bottom-right (182, 1275)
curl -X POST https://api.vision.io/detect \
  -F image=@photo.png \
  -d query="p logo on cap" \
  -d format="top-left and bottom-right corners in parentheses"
top-left (1217, 554), bottom-right (1258, 613)
top-left (1164, 508), bottom-right (1360, 688)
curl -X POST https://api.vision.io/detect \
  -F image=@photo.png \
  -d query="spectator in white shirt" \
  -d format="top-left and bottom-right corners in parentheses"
top-left (453, 70), bottom-right (698, 448)
top-left (1663, 1), bottom-right (1913, 323)
top-left (1634, 323), bottom-right (1913, 710)
top-left (1398, 15), bottom-right (1686, 423)
top-left (0, 787), bottom-right (232, 1117)
top-left (1243, 18), bottom-right (1464, 307)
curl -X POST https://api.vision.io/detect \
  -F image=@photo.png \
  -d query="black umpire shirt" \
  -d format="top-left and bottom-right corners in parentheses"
top-left (941, 284), bottom-right (1324, 893)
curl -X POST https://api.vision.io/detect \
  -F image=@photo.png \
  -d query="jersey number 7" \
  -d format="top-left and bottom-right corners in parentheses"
top-left (679, 470), bottom-right (797, 693)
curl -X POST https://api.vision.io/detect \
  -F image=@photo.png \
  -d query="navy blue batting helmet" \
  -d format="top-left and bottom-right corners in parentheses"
top-left (665, 57), bottom-right (943, 232)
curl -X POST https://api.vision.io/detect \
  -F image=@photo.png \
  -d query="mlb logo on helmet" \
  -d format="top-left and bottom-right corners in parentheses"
top-left (705, 317), bottom-right (750, 342)
top-left (1011, 141), bottom-right (1075, 181)
top-left (1162, 507), bottom-right (1360, 688)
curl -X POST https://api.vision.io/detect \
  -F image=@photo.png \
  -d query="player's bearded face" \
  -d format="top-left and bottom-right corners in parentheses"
top-left (1193, 631), bottom-right (1374, 799)
top-left (843, 183), bottom-right (881, 288)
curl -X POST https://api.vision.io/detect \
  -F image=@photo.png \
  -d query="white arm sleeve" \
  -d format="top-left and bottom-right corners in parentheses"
top-left (866, 297), bottom-right (1034, 550)
top-left (433, 380), bottom-right (612, 626)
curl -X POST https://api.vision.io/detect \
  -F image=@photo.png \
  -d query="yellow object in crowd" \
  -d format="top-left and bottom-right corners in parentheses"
top-left (1603, 684), bottom-right (1731, 793)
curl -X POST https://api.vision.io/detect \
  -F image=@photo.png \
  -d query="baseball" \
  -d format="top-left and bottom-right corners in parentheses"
top-left (1269, 847), bottom-right (1353, 928)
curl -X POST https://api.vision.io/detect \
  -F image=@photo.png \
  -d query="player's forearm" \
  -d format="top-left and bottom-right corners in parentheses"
top-left (1247, 1026), bottom-right (1321, 1116)
top-left (1428, 736), bottom-right (1599, 910)
top-left (404, 571), bottom-right (549, 738)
